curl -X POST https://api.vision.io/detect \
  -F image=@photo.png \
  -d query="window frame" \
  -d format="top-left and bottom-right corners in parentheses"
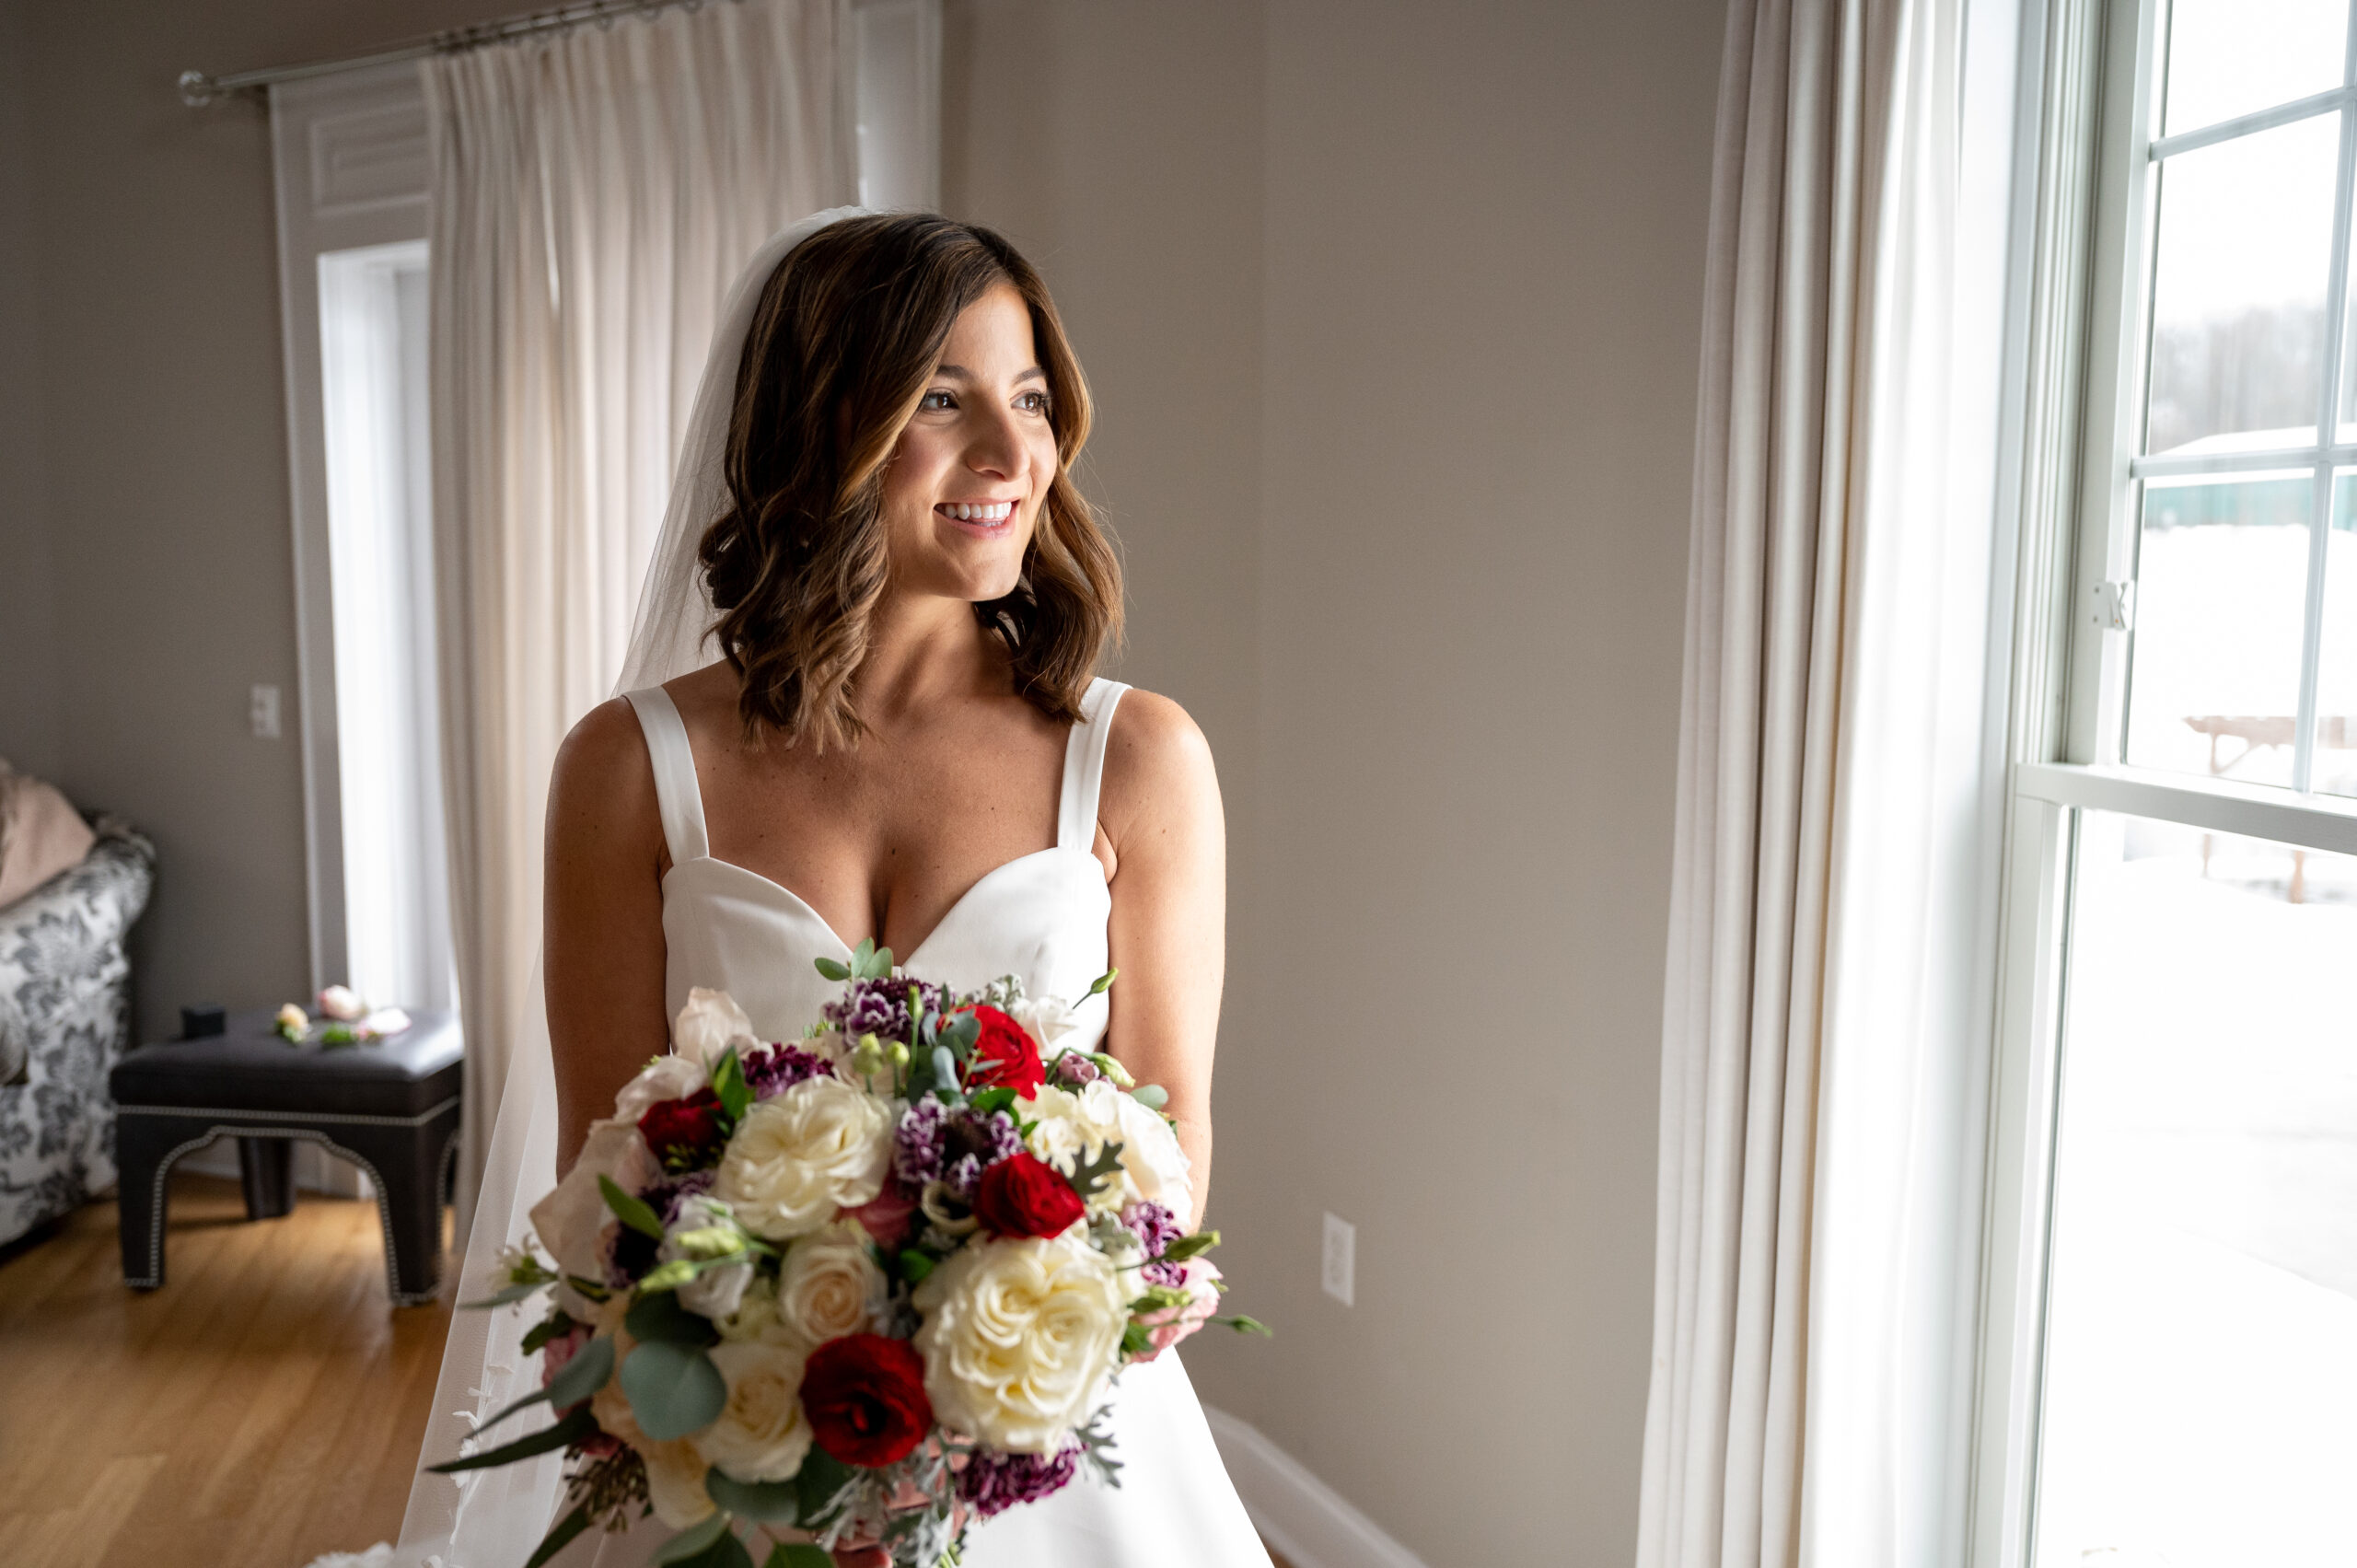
top-left (1969, 2), bottom-right (2357, 1562)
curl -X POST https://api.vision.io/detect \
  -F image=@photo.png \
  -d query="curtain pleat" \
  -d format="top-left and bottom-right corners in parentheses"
top-left (1639, 0), bottom-right (2002, 1561)
top-left (424, 0), bottom-right (847, 1233)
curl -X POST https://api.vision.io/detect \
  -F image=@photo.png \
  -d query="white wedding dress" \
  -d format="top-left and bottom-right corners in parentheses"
top-left (522, 678), bottom-right (1268, 1567)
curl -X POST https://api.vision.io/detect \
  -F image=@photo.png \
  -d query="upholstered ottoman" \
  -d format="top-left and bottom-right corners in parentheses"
top-left (110, 1007), bottom-right (462, 1305)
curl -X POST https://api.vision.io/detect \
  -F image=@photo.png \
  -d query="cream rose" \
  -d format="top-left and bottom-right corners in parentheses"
top-left (1113, 1092), bottom-right (1193, 1219)
top-left (777, 1219), bottom-right (888, 1346)
top-left (641, 1435), bottom-right (719, 1527)
top-left (912, 1234), bottom-right (1129, 1454)
top-left (716, 1077), bottom-right (894, 1241)
top-left (691, 1340), bottom-right (815, 1482)
top-left (1017, 1081), bottom-right (1132, 1212)
top-left (674, 987), bottom-right (761, 1068)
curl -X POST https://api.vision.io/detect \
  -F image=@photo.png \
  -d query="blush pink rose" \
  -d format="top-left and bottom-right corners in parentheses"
top-left (844, 1181), bottom-right (921, 1252)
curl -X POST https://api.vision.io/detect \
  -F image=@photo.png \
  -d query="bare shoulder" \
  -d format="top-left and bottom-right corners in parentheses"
top-left (1098, 687), bottom-right (1220, 842)
top-left (548, 696), bottom-right (660, 855)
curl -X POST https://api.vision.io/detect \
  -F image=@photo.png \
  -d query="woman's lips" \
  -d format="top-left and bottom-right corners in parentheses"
top-left (936, 499), bottom-right (1016, 532)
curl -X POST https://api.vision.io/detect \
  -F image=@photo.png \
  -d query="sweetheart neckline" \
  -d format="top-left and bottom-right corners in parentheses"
top-left (664, 844), bottom-right (1109, 970)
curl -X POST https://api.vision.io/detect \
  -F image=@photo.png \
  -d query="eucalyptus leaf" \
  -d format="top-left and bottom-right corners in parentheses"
top-left (931, 1044), bottom-right (959, 1096)
top-left (459, 1279), bottom-right (549, 1309)
top-left (765, 1546), bottom-right (834, 1568)
top-left (853, 936), bottom-right (876, 968)
top-left (939, 1012), bottom-right (980, 1059)
top-left (621, 1340), bottom-right (727, 1440)
top-left (654, 1510), bottom-right (733, 1563)
top-left (600, 1175), bottom-right (667, 1240)
top-left (519, 1310), bottom-right (577, 1355)
top-left (706, 1468), bottom-right (806, 1523)
top-left (545, 1332), bottom-right (615, 1411)
top-left (814, 957), bottom-right (850, 981)
top-left (523, 1504), bottom-right (594, 1568)
top-left (429, 1407), bottom-right (598, 1473)
top-left (1130, 1084), bottom-right (1169, 1112)
top-left (627, 1288), bottom-right (721, 1348)
top-left (793, 1447), bottom-right (857, 1525)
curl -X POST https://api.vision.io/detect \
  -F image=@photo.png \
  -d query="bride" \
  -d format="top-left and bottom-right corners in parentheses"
top-left (389, 209), bottom-right (1271, 1568)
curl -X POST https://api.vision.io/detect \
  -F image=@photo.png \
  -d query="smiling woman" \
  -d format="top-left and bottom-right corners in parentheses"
top-left (698, 214), bottom-right (1122, 751)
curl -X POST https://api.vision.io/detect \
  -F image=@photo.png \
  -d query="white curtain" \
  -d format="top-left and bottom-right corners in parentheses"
top-left (1637, 0), bottom-right (2021, 1561)
top-left (424, 0), bottom-right (849, 1229)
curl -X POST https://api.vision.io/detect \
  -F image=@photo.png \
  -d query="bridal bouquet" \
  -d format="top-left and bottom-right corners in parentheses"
top-left (439, 944), bottom-right (1261, 1568)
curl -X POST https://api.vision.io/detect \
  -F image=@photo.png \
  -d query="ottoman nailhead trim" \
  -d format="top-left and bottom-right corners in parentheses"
top-left (115, 1096), bottom-right (460, 1129)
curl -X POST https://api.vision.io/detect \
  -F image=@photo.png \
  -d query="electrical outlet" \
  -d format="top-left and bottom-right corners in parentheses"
top-left (250, 684), bottom-right (282, 739)
top-left (1322, 1212), bottom-right (1355, 1307)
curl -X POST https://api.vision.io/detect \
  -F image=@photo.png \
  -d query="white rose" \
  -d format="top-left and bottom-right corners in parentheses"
top-left (691, 1340), bottom-right (815, 1482)
top-left (675, 987), bottom-right (761, 1067)
top-left (1008, 993), bottom-right (1078, 1051)
top-left (912, 1234), bottom-right (1129, 1454)
top-left (1017, 1082), bottom-right (1127, 1212)
top-left (776, 1219), bottom-right (888, 1346)
top-left (614, 1053), bottom-right (709, 1123)
top-left (716, 1275), bottom-right (793, 1346)
top-left (1113, 1093), bottom-right (1193, 1218)
top-left (528, 1119), bottom-right (659, 1289)
top-left (641, 1435), bottom-right (719, 1527)
top-left (716, 1077), bottom-right (894, 1241)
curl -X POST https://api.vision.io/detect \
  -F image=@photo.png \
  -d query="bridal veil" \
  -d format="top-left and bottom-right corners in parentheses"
top-left (396, 206), bottom-right (864, 1567)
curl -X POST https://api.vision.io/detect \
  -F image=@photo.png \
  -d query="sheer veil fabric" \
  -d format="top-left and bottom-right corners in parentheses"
top-left (395, 207), bottom-right (865, 1568)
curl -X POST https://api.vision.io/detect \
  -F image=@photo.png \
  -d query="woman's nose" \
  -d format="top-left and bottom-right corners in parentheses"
top-left (966, 406), bottom-right (1027, 481)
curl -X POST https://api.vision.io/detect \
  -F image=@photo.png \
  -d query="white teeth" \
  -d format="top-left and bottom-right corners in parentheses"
top-left (944, 502), bottom-right (1012, 522)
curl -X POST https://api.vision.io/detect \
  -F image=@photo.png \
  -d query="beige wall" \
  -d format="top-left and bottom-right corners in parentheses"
top-left (7, 0), bottom-right (1717, 1559)
top-left (946, 1), bottom-right (1721, 1561)
top-left (0, 0), bottom-right (63, 781)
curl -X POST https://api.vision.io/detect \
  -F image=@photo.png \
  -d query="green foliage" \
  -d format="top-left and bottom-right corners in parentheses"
top-left (1161, 1230), bottom-right (1220, 1263)
top-left (621, 1340), bottom-right (728, 1440)
top-left (627, 1288), bottom-right (722, 1348)
top-left (601, 1176), bottom-right (667, 1240)
top-left (936, 1011), bottom-right (980, 1061)
top-left (1215, 1314), bottom-right (1273, 1337)
top-left (523, 1504), bottom-right (594, 1568)
top-left (428, 1407), bottom-right (598, 1473)
top-left (654, 1511), bottom-right (735, 1564)
top-left (1129, 1084), bottom-right (1169, 1112)
top-left (711, 1047), bottom-right (753, 1122)
top-left (849, 936), bottom-right (895, 980)
top-left (705, 1468), bottom-right (806, 1523)
top-left (966, 1086), bottom-right (1016, 1119)
top-left (1067, 1141), bottom-right (1125, 1200)
top-left (1120, 1321), bottom-right (1155, 1359)
top-left (814, 957), bottom-right (851, 981)
top-left (897, 1249), bottom-right (936, 1283)
top-left (794, 1446), bottom-right (858, 1525)
top-left (459, 1279), bottom-right (549, 1309)
top-left (766, 1546), bottom-right (834, 1568)
top-left (1087, 967), bottom-right (1119, 996)
top-left (637, 1259), bottom-right (699, 1294)
top-left (519, 1310), bottom-right (578, 1355)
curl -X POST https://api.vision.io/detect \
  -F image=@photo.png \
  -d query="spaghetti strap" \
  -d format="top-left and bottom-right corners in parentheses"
top-left (622, 685), bottom-right (711, 866)
top-left (1056, 679), bottom-right (1130, 852)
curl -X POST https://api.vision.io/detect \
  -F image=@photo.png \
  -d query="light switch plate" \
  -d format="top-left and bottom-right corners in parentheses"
top-left (250, 683), bottom-right (282, 739)
top-left (1322, 1211), bottom-right (1355, 1307)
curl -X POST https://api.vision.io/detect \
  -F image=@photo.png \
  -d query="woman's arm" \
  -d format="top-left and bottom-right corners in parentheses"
top-left (543, 697), bottom-right (673, 1174)
top-left (1097, 691), bottom-right (1226, 1231)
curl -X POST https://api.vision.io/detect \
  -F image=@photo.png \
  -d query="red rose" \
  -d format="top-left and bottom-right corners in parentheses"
top-left (966, 1005), bottom-right (1045, 1096)
top-left (637, 1086), bottom-right (725, 1170)
top-left (971, 1152), bottom-right (1086, 1239)
top-left (802, 1333), bottom-right (934, 1467)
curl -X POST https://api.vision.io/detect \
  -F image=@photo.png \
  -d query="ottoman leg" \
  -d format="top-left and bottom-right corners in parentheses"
top-left (114, 1114), bottom-right (182, 1290)
top-left (238, 1136), bottom-right (296, 1220)
top-left (340, 1122), bottom-right (449, 1306)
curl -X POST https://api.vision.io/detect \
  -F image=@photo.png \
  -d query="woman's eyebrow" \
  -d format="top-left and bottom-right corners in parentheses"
top-left (932, 363), bottom-right (1048, 385)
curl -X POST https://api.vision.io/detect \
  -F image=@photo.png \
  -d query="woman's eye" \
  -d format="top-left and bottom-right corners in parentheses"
top-left (1016, 390), bottom-right (1051, 414)
top-left (919, 390), bottom-right (956, 411)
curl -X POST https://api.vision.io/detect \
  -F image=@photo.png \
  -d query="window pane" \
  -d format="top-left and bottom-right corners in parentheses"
top-left (2034, 814), bottom-right (2357, 1566)
top-left (2125, 473), bottom-right (2316, 783)
top-left (2144, 115), bottom-right (2338, 458)
top-left (2162, 0), bottom-right (2348, 137)
top-left (2317, 471), bottom-right (2357, 796)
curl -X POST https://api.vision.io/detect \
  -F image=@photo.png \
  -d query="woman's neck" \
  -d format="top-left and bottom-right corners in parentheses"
top-left (854, 587), bottom-right (1003, 722)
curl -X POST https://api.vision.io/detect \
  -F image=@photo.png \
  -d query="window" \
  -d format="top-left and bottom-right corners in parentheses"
top-left (1974, 2), bottom-right (2357, 1562)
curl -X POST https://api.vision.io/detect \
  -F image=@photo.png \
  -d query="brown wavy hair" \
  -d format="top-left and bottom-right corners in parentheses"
top-left (699, 213), bottom-right (1122, 749)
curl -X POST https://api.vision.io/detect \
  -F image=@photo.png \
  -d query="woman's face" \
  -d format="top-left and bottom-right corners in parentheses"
top-left (880, 280), bottom-right (1060, 605)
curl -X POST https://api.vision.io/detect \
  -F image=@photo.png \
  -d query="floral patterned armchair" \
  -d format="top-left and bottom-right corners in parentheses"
top-left (0, 815), bottom-right (155, 1246)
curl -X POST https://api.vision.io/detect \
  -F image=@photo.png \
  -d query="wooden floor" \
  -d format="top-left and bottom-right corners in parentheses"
top-left (0, 1175), bottom-right (1296, 1568)
top-left (0, 1175), bottom-right (449, 1567)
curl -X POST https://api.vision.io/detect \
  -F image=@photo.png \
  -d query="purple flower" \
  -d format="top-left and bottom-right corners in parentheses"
top-left (1121, 1201), bottom-right (1186, 1286)
top-left (743, 1042), bottom-right (830, 1098)
top-left (822, 978), bottom-right (949, 1045)
top-left (1051, 1051), bottom-right (1100, 1088)
top-left (895, 1098), bottom-right (1023, 1199)
top-left (959, 1445), bottom-right (1080, 1518)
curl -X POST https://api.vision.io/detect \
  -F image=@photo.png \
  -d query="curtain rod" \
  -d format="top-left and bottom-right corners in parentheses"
top-left (177, 0), bottom-right (731, 107)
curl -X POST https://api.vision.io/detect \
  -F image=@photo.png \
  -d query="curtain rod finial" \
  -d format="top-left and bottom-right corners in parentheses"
top-left (178, 70), bottom-right (221, 108)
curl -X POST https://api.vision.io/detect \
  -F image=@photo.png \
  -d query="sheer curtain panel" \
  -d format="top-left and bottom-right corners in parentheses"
top-left (1637, 0), bottom-right (2024, 1561)
top-left (424, 0), bottom-right (848, 1230)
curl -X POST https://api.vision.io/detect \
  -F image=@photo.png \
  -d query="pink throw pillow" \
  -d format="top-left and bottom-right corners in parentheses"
top-left (0, 762), bottom-right (96, 909)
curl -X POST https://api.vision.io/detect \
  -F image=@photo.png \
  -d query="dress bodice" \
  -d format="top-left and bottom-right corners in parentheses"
top-left (621, 679), bottom-right (1129, 1052)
